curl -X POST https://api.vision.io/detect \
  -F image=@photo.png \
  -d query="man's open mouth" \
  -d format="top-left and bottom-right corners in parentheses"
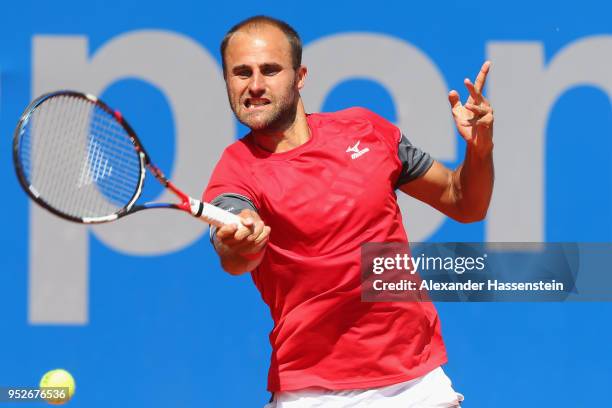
top-left (245, 98), bottom-right (271, 109)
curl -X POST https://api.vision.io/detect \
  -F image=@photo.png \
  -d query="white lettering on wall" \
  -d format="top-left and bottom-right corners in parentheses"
top-left (29, 30), bottom-right (612, 324)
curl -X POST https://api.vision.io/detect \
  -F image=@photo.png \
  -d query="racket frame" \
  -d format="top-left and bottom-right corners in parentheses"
top-left (13, 90), bottom-right (220, 225)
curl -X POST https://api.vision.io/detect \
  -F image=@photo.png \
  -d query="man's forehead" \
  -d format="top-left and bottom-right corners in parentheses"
top-left (225, 24), bottom-right (292, 60)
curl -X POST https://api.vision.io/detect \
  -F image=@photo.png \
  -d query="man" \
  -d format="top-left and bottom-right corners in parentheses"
top-left (204, 15), bottom-right (494, 407)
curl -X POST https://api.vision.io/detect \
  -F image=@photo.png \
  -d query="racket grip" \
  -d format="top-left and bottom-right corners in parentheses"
top-left (189, 199), bottom-right (242, 227)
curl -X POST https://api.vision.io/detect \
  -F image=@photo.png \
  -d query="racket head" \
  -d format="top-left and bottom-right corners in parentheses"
top-left (13, 91), bottom-right (147, 223)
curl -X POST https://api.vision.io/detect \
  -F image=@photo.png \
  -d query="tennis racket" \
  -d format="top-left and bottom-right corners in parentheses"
top-left (13, 90), bottom-right (242, 227)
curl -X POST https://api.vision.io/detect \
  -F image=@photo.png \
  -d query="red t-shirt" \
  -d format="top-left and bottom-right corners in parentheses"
top-left (204, 107), bottom-right (447, 392)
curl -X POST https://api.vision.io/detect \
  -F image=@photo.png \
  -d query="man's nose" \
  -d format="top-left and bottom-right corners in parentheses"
top-left (248, 72), bottom-right (265, 95)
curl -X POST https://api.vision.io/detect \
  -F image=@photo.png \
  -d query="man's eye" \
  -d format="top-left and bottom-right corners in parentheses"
top-left (262, 69), bottom-right (279, 76)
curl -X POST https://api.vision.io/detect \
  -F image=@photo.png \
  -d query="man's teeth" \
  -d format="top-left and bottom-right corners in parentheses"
top-left (247, 100), bottom-right (268, 107)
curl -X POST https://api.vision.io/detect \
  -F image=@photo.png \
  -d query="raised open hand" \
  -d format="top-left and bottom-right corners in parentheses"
top-left (448, 61), bottom-right (494, 157)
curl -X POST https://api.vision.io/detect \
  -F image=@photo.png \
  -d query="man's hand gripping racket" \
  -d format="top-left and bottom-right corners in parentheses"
top-left (13, 90), bottom-right (245, 230)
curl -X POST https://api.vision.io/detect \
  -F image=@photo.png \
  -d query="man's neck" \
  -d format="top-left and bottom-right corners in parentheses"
top-left (251, 99), bottom-right (311, 154)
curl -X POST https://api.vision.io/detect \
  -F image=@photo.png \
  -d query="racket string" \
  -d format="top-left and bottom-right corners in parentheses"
top-left (50, 96), bottom-right (86, 216)
top-left (50, 97), bottom-right (99, 217)
top-left (73, 97), bottom-right (109, 217)
top-left (18, 94), bottom-right (143, 220)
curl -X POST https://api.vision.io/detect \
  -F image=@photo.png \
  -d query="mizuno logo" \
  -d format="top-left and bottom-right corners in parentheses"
top-left (346, 140), bottom-right (370, 159)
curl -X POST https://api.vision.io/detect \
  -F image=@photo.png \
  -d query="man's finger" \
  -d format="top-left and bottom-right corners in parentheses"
top-left (247, 221), bottom-right (265, 242)
top-left (238, 209), bottom-right (258, 226)
top-left (476, 113), bottom-right (494, 128)
top-left (254, 226), bottom-right (271, 245)
top-left (474, 60), bottom-right (491, 93)
top-left (464, 79), bottom-right (481, 104)
top-left (216, 224), bottom-right (238, 239)
top-left (234, 224), bottom-right (255, 240)
top-left (448, 90), bottom-right (461, 109)
top-left (465, 103), bottom-right (489, 117)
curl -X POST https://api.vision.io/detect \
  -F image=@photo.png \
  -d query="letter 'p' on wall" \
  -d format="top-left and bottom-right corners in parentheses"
top-left (30, 31), bottom-right (234, 324)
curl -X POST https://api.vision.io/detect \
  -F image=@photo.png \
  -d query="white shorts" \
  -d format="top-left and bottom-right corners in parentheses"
top-left (265, 367), bottom-right (464, 408)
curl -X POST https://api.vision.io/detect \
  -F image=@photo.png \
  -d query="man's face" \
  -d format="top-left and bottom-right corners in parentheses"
top-left (223, 25), bottom-right (305, 132)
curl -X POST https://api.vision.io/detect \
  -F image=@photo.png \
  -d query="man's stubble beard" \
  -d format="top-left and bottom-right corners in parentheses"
top-left (230, 80), bottom-right (300, 133)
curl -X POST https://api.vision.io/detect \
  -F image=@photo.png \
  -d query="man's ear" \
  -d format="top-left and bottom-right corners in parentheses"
top-left (296, 65), bottom-right (308, 90)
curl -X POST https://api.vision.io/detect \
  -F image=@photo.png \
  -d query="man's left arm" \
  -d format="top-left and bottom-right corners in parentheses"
top-left (400, 61), bottom-right (494, 223)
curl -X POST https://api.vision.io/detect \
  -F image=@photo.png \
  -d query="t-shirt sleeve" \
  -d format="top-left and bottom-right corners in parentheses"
top-left (395, 133), bottom-right (434, 187)
top-left (203, 148), bottom-right (260, 210)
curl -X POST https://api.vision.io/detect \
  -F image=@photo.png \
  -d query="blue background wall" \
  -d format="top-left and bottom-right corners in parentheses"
top-left (1, 1), bottom-right (611, 406)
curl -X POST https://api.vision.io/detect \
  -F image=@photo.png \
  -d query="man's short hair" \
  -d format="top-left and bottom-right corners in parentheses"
top-left (220, 15), bottom-right (302, 75)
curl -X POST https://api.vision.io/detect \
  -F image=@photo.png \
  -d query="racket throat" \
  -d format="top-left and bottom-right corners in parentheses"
top-left (189, 198), bottom-right (205, 218)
